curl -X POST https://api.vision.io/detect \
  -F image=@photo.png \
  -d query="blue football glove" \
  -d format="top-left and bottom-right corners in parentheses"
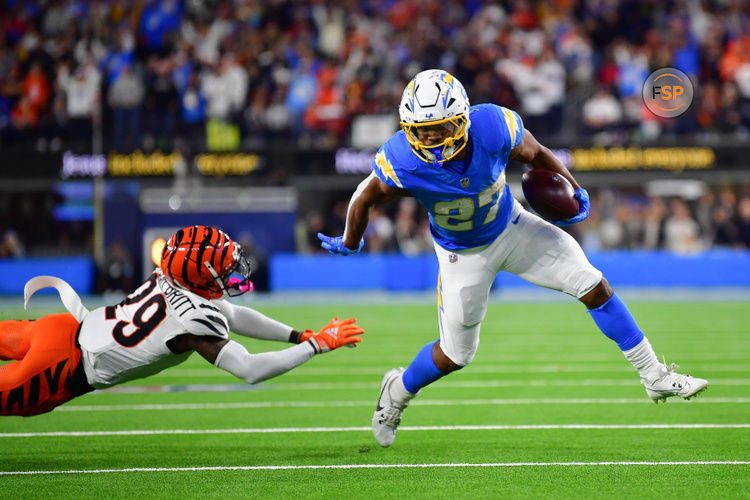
top-left (317, 233), bottom-right (365, 256)
top-left (554, 188), bottom-right (590, 226)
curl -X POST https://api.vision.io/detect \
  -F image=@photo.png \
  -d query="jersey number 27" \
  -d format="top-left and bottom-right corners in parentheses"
top-left (434, 176), bottom-right (504, 231)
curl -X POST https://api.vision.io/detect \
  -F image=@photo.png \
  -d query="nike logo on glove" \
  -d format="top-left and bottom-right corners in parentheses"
top-left (511, 214), bottom-right (521, 224)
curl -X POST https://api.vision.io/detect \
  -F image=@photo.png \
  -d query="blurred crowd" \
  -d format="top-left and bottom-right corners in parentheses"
top-left (297, 183), bottom-right (750, 256)
top-left (2, 182), bottom-right (749, 296)
top-left (8, 180), bottom-right (747, 260)
top-left (575, 184), bottom-right (750, 253)
top-left (3, 0), bottom-right (750, 154)
top-left (5, 181), bottom-right (748, 260)
top-left (0, 189), bottom-right (93, 259)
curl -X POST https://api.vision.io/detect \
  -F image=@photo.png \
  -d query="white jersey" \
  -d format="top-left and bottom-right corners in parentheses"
top-left (78, 270), bottom-right (230, 388)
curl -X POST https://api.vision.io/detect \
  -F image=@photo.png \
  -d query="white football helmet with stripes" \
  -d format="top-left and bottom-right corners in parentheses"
top-left (399, 69), bottom-right (471, 165)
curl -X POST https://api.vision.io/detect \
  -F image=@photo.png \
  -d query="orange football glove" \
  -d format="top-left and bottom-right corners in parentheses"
top-left (309, 317), bottom-right (365, 354)
top-left (298, 330), bottom-right (314, 343)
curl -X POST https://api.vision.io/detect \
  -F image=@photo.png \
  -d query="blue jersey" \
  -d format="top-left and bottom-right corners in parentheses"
top-left (372, 104), bottom-right (524, 250)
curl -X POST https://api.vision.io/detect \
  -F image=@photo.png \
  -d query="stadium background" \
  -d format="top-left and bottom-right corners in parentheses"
top-left (2, 1), bottom-right (750, 496)
top-left (1, 0), bottom-right (750, 295)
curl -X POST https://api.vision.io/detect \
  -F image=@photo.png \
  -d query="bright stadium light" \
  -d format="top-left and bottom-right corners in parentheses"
top-left (151, 237), bottom-right (166, 267)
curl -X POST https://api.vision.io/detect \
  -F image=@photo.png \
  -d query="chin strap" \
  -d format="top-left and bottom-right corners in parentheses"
top-left (24, 275), bottom-right (89, 322)
top-left (422, 137), bottom-right (466, 166)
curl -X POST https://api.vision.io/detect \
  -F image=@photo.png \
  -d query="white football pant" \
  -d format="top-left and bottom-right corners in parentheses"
top-left (433, 199), bottom-right (603, 366)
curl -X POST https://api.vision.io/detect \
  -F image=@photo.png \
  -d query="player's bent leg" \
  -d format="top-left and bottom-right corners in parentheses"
top-left (641, 362), bottom-right (709, 403)
top-left (0, 319), bottom-right (35, 360)
top-left (498, 202), bottom-right (602, 297)
top-left (0, 313), bottom-right (93, 416)
top-left (372, 367), bottom-right (413, 447)
top-left (373, 339), bottom-right (470, 447)
top-left (433, 244), bottom-right (494, 368)
top-left (373, 340), bottom-right (454, 448)
top-left (402, 340), bottom-right (449, 394)
top-left (578, 279), bottom-right (613, 309)
top-left (372, 340), bottom-right (468, 448)
top-left (500, 205), bottom-right (708, 402)
top-left (584, 279), bottom-right (644, 351)
top-left (432, 340), bottom-right (463, 373)
top-left (373, 245), bottom-right (492, 447)
top-left (584, 279), bottom-right (708, 402)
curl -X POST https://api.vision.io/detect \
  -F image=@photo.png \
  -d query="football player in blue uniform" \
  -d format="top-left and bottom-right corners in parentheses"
top-left (318, 70), bottom-right (708, 447)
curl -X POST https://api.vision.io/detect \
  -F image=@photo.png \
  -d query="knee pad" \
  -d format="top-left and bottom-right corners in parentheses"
top-left (444, 345), bottom-right (477, 367)
top-left (459, 284), bottom-right (490, 325)
top-left (440, 326), bottom-right (480, 367)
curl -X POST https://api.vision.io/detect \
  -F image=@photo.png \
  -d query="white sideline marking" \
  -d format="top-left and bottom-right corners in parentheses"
top-left (1, 461), bottom-right (748, 476)
top-left (100, 378), bottom-right (750, 393)
top-left (56, 397), bottom-right (750, 412)
top-left (2, 423), bottom-right (748, 438)
top-left (163, 364), bottom-right (750, 377)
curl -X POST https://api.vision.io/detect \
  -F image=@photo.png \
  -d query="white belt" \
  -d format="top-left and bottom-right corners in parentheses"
top-left (24, 275), bottom-right (89, 322)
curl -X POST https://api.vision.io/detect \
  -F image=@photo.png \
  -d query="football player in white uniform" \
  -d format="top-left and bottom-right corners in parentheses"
top-left (318, 69), bottom-right (708, 447)
top-left (1, 225), bottom-right (364, 416)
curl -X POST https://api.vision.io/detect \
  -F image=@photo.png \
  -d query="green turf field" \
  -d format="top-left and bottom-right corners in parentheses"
top-left (2, 300), bottom-right (749, 498)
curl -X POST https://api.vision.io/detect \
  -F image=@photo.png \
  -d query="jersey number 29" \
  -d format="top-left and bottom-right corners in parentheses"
top-left (106, 274), bottom-right (168, 347)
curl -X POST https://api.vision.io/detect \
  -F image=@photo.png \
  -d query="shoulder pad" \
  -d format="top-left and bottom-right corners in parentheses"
top-left (372, 132), bottom-right (416, 187)
top-left (157, 273), bottom-right (229, 338)
top-left (470, 104), bottom-right (524, 154)
top-left (181, 300), bottom-right (230, 339)
top-left (496, 105), bottom-right (524, 149)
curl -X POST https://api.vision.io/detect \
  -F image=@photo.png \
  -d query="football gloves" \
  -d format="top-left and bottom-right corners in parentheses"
top-left (309, 317), bottom-right (365, 354)
top-left (317, 233), bottom-right (364, 256)
top-left (297, 329), bottom-right (314, 343)
top-left (554, 188), bottom-right (590, 226)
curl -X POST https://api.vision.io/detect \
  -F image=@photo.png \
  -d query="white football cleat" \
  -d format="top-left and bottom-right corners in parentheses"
top-left (372, 368), bottom-right (412, 447)
top-left (643, 362), bottom-right (708, 403)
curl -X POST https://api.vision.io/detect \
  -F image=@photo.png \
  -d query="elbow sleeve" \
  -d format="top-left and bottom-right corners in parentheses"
top-left (214, 340), bottom-right (315, 385)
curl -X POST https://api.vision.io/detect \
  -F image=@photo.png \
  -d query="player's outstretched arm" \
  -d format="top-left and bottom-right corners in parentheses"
top-left (214, 299), bottom-right (307, 343)
top-left (318, 172), bottom-right (406, 255)
top-left (510, 128), bottom-right (590, 225)
top-left (306, 316), bottom-right (365, 353)
top-left (169, 318), bottom-right (364, 384)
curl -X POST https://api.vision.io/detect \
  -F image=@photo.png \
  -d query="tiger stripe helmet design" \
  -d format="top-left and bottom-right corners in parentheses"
top-left (160, 225), bottom-right (253, 300)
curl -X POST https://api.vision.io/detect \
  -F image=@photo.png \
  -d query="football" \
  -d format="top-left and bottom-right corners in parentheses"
top-left (521, 169), bottom-right (579, 221)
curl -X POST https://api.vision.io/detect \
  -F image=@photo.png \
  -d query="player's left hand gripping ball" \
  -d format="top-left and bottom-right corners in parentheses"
top-left (554, 188), bottom-right (590, 226)
top-left (317, 233), bottom-right (364, 256)
top-left (310, 317), bottom-right (365, 353)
